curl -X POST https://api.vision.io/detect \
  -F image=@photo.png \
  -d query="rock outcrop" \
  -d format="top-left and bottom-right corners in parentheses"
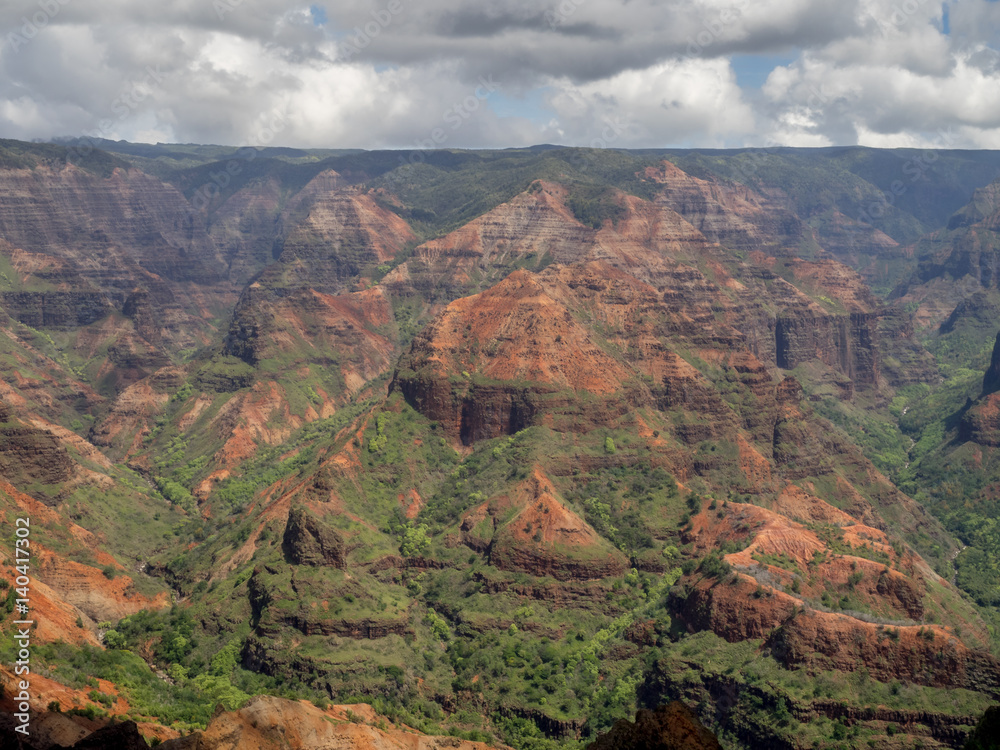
top-left (984, 331), bottom-right (1000, 395)
top-left (965, 705), bottom-right (1000, 750)
top-left (767, 610), bottom-right (1000, 696)
top-left (961, 393), bottom-right (1000, 447)
top-left (463, 468), bottom-right (629, 581)
top-left (959, 335), bottom-right (1000, 446)
top-left (0, 291), bottom-right (110, 329)
top-left (0, 404), bottom-right (75, 495)
top-left (775, 310), bottom-right (880, 384)
top-left (585, 702), bottom-right (721, 750)
top-left (282, 506), bottom-right (346, 568)
top-left (156, 696), bottom-right (501, 750)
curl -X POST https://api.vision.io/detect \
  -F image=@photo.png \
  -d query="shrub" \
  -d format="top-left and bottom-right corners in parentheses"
top-left (103, 630), bottom-right (127, 649)
top-left (88, 690), bottom-right (115, 708)
top-left (698, 553), bottom-right (732, 579)
top-left (425, 610), bottom-right (451, 641)
top-left (400, 523), bottom-right (430, 557)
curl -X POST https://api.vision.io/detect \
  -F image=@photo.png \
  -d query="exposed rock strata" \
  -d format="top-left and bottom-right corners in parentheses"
top-left (156, 696), bottom-right (501, 750)
top-left (282, 506), bottom-right (346, 567)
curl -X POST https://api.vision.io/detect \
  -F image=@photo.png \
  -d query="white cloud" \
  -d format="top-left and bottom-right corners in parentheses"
top-left (0, 0), bottom-right (998, 148)
top-left (761, 40), bottom-right (1000, 148)
top-left (544, 58), bottom-right (755, 148)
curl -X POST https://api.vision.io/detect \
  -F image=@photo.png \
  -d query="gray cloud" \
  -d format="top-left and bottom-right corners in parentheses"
top-left (0, 0), bottom-right (998, 149)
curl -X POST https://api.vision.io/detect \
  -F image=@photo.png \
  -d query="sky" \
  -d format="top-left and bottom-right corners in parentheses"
top-left (2, 0), bottom-right (1000, 150)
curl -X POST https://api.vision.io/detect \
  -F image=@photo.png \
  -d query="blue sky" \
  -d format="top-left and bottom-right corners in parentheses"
top-left (731, 54), bottom-right (798, 90)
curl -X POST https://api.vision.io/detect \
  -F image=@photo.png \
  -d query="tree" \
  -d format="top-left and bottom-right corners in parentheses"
top-left (103, 630), bottom-right (127, 649)
top-left (401, 523), bottom-right (430, 557)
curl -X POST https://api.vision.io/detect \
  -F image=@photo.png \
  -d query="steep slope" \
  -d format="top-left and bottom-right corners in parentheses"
top-left (462, 468), bottom-right (629, 581)
top-left (893, 177), bottom-right (1000, 334)
top-left (390, 178), bottom-right (887, 390)
top-left (157, 696), bottom-right (503, 750)
top-left (0, 161), bottom-right (238, 354)
top-left (901, 331), bottom-right (1000, 610)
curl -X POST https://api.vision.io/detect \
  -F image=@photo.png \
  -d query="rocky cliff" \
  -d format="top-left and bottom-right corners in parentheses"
top-left (388, 178), bottom-right (885, 396)
top-left (961, 393), bottom-right (1000, 447)
top-left (893, 177), bottom-right (1000, 332)
top-left (393, 252), bottom-right (882, 448)
top-left (984, 331), bottom-right (1000, 395)
top-left (283, 506), bottom-right (346, 567)
top-left (957, 332), bottom-right (1000, 446)
top-left (585, 702), bottom-right (721, 750)
top-left (157, 696), bottom-right (501, 750)
top-left (767, 609), bottom-right (1000, 695)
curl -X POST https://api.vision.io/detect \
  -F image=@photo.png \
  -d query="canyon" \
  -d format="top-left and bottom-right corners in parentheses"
top-left (0, 139), bottom-right (999, 748)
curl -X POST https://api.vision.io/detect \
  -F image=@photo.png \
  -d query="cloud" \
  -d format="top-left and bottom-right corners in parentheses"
top-left (761, 34), bottom-right (1000, 148)
top-left (543, 57), bottom-right (755, 148)
top-left (0, 0), bottom-right (998, 149)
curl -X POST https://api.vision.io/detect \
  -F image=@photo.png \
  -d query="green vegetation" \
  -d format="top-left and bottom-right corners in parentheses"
top-left (400, 523), bottom-right (430, 557)
top-left (567, 185), bottom-right (626, 229)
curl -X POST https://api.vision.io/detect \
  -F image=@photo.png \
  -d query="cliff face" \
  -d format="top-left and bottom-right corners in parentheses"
top-left (956, 332), bottom-right (1000, 446)
top-left (768, 609), bottom-right (1000, 695)
top-left (774, 310), bottom-right (880, 384)
top-left (641, 655), bottom-right (985, 750)
top-left (0, 165), bottom-right (222, 285)
top-left (206, 175), bottom-right (286, 287)
top-left (225, 283), bottom-right (396, 378)
top-left (282, 506), bottom-right (346, 568)
top-left (894, 178), bottom-right (1000, 331)
top-left (392, 264), bottom-right (640, 444)
top-left (393, 251), bottom-right (881, 448)
top-left (0, 401), bottom-right (76, 495)
top-left (274, 179), bottom-right (416, 294)
top-left (0, 166), bottom-right (236, 356)
top-left (984, 331), bottom-right (1000, 395)
top-left (645, 160), bottom-right (805, 255)
top-left (155, 696), bottom-right (501, 750)
top-left (585, 702), bottom-right (722, 750)
top-left (388, 178), bottom-right (884, 395)
top-left (961, 392), bottom-right (1000, 447)
top-left (0, 291), bottom-right (110, 329)
top-left (384, 181), bottom-right (594, 301)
